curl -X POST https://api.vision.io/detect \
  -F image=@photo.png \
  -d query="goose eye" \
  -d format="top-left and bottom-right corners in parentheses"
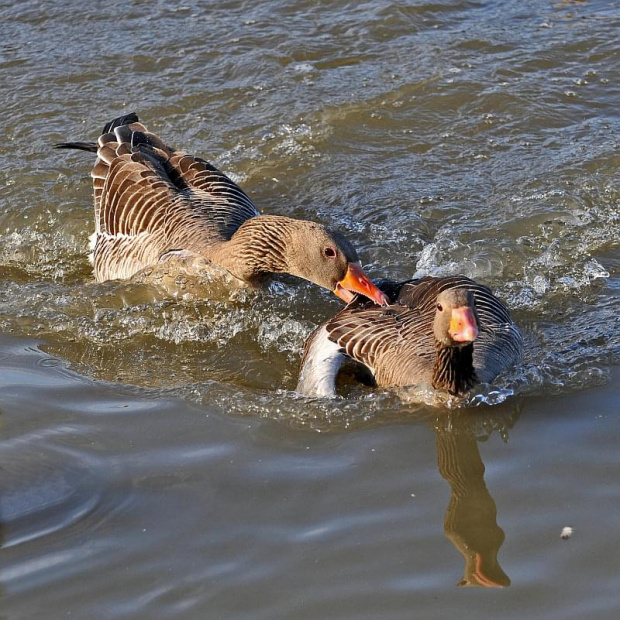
top-left (323, 247), bottom-right (337, 258)
top-left (436, 303), bottom-right (443, 311)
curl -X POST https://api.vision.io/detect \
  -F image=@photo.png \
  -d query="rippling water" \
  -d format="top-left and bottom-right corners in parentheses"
top-left (1, 0), bottom-right (619, 618)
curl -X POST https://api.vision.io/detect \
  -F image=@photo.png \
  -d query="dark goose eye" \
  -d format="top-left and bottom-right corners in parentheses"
top-left (436, 303), bottom-right (443, 311)
top-left (323, 247), bottom-right (337, 258)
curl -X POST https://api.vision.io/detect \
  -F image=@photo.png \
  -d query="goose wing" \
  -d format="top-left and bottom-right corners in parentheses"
top-left (467, 285), bottom-right (523, 383)
top-left (62, 114), bottom-right (261, 281)
top-left (297, 325), bottom-right (347, 397)
top-left (324, 297), bottom-right (436, 387)
top-left (96, 115), bottom-right (259, 239)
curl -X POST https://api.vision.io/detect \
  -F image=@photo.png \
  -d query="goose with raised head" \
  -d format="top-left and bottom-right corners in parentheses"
top-left (55, 114), bottom-right (388, 305)
top-left (297, 275), bottom-right (522, 398)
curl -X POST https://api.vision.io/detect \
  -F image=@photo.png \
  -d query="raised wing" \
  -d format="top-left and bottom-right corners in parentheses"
top-left (93, 116), bottom-right (260, 243)
top-left (58, 114), bottom-right (262, 280)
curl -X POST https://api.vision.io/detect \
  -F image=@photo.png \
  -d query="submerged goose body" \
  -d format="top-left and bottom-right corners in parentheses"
top-left (55, 114), bottom-right (388, 305)
top-left (297, 275), bottom-right (523, 398)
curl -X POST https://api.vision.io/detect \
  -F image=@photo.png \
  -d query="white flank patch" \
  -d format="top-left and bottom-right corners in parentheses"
top-left (297, 326), bottom-right (345, 398)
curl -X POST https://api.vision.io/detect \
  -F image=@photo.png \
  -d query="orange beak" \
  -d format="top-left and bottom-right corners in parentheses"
top-left (469, 553), bottom-right (510, 588)
top-left (449, 306), bottom-right (479, 343)
top-left (334, 262), bottom-right (389, 306)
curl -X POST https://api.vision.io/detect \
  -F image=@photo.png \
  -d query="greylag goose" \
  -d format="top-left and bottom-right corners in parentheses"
top-left (54, 114), bottom-right (388, 305)
top-left (297, 275), bottom-right (522, 398)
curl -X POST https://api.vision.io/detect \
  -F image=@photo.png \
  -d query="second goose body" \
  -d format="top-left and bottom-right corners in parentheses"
top-left (55, 114), bottom-right (388, 305)
top-left (297, 275), bottom-right (523, 398)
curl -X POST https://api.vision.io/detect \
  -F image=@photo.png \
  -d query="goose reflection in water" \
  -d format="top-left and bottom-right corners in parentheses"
top-left (0, 420), bottom-right (5, 606)
top-left (433, 410), bottom-right (516, 587)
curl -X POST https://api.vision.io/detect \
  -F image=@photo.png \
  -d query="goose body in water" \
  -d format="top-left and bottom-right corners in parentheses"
top-left (55, 114), bottom-right (388, 305)
top-left (297, 275), bottom-right (523, 398)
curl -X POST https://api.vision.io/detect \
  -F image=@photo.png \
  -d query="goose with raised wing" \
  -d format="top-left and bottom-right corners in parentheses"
top-left (55, 114), bottom-right (388, 305)
top-left (297, 275), bottom-right (522, 398)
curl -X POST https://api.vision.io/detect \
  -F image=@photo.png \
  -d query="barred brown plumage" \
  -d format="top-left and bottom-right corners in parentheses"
top-left (54, 114), bottom-right (389, 306)
top-left (297, 276), bottom-right (523, 398)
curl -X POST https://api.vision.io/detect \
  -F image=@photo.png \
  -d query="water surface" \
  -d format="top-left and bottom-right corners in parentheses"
top-left (1, 0), bottom-right (619, 618)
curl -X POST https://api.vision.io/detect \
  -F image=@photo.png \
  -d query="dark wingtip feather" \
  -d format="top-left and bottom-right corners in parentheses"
top-left (130, 131), bottom-right (156, 148)
top-left (53, 141), bottom-right (98, 152)
top-left (102, 112), bottom-right (140, 135)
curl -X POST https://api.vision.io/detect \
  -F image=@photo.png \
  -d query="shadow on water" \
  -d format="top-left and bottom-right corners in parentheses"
top-left (432, 408), bottom-right (519, 587)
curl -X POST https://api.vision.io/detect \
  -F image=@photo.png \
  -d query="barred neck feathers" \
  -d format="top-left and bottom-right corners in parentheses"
top-left (432, 340), bottom-right (478, 396)
top-left (210, 215), bottom-right (295, 282)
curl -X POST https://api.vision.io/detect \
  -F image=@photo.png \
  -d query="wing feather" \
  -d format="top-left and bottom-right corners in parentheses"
top-left (78, 114), bottom-right (263, 280)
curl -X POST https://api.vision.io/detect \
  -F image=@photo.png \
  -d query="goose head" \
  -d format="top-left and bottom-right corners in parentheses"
top-left (433, 288), bottom-right (479, 347)
top-left (277, 221), bottom-right (389, 306)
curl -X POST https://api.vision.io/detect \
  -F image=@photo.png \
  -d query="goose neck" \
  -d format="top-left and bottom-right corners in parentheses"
top-left (214, 215), bottom-right (294, 282)
top-left (432, 340), bottom-right (477, 396)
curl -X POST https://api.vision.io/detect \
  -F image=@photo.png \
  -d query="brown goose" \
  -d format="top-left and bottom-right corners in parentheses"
top-left (54, 113), bottom-right (388, 305)
top-left (297, 275), bottom-right (523, 398)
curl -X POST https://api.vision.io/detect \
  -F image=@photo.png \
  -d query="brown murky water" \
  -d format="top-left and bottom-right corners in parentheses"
top-left (1, 1), bottom-right (619, 618)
